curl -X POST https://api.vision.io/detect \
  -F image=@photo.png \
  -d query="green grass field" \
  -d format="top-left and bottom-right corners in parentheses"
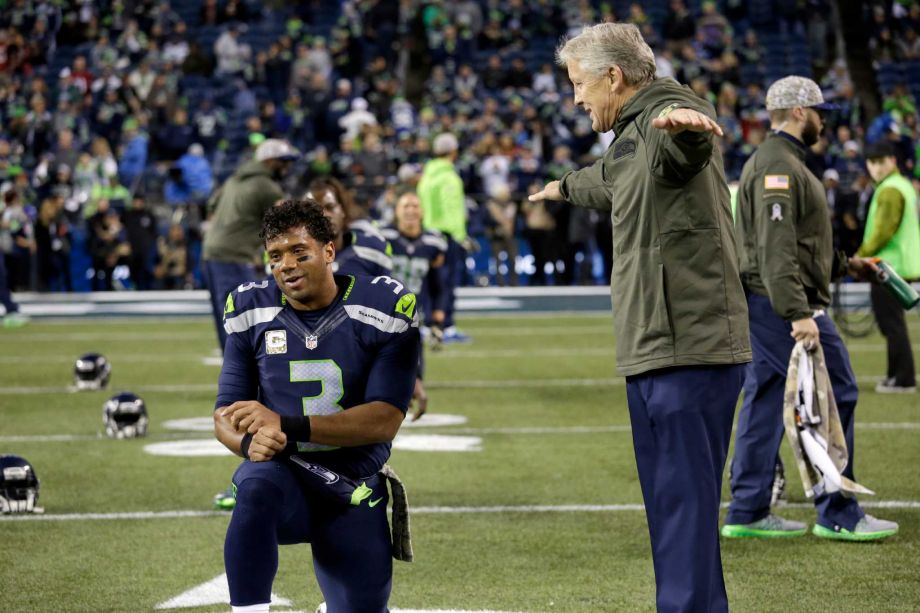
top-left (1, 313), bottom-right (919, 612)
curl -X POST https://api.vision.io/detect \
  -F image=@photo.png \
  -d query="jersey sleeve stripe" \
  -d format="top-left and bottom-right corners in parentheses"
top-left (343, 305), bottom-right (410, 334)
top-left (352, 245), bottom-right (393, 269)
top-left (421, 234), bottom-right (448, 250)
top-left (223, 306), bottom-right (284, 334)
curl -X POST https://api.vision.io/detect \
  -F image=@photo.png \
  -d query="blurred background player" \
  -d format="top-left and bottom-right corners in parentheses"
top-left (0, 189), bottom-right (32, 326)
top-left (0, 220), bottom-right (27, 327)
top-left (381, 190), bottom-right (448, 418)
top-left (202, 138), bottom-right (298, 351)
top-left (303, 176), bottom-right (392, 277)
top-left (418, 132), bottom-right (471, 344)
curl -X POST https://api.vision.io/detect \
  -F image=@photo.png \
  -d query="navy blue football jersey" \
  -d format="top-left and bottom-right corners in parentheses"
top-left (381, 226), bottom-right (448, 315)
top-left (217, 274), bottom-right (420, 477)
top-left (333, 220), bottom-right (393, 277)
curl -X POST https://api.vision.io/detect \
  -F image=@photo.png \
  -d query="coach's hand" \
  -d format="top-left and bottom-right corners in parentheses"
top-left (528, 180), bottom-right (562, 202)
top-left (652, 108), bottom-right (724, 136)
top-left (249, 427), bottom-right (287, 462)
top-left (221, 400), bottom-right (281, 434)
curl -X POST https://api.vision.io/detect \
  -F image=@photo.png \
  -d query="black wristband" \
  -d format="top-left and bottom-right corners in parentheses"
top-left (240, 432), bottom-right (253, 459)
top-left (280, 415), bottom-right (312, 442)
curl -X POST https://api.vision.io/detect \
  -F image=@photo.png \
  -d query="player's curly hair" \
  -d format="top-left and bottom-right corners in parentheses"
top-left (260, 199), bottom-right (336, 245)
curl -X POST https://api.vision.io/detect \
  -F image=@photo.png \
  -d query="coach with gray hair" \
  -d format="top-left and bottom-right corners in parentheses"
top-left (530, 23), bottom-right (751, 612)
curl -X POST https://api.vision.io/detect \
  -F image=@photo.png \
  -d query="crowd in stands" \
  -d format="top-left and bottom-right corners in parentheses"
top-left (1, 0), bottom-right (919, 294)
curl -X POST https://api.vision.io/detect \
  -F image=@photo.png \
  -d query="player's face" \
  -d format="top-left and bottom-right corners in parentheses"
top-left (307, 188), bottom-right (347, 237)
top-left (568, 60), bottom-right (618, 133)
top-left (266, 226), bottom-right (335, 307)
top-left (395, 193), bottom-right (422, 230)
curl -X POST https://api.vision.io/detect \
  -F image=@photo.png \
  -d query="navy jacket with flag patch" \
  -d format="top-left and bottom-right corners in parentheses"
top-left (218, 274), bottom-right (420, 477)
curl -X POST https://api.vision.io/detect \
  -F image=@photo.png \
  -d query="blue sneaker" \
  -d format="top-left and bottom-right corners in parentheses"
top-left (442, 326), bottom-right (472, 344)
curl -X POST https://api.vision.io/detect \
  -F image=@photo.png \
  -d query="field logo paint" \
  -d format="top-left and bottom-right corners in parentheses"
top-left (144, 439), bottom-right (233, 457)
top-left (162, 417), bottom-right (215, 432)
top-left (156, 574), bottom-right (522, 612)
top-left (400, 413), bottom-right (468, 428)
top-left (393, 434), bottom-right (482, 452)
top-left (155, 573), bottom-right (290, 609)
top-left (152, 415), bottom-right (478, 456)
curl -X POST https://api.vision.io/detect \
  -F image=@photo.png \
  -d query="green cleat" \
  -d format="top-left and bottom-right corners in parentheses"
top-left (2, 313), bottom-right (29, 328)
top-left (721, 514), bottom-right (808, 538)
top-left (213, 485), bottom-right (236, 511)
top-left (812, 515), bottom-right (898, 542)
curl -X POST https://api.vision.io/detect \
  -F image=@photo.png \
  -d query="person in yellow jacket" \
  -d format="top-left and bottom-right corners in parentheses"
top-left (417, 133), bottom-right (471, 343)
top-left (858, 141), bottom-right (920, 393)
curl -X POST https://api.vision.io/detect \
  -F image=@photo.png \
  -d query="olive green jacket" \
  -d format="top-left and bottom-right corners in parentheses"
top-left (559, 78), bottom-right (751, 376)
top-left (735, 133), bottom-right (844, 321)
top-left (203, 161), bottom-right (284, 264)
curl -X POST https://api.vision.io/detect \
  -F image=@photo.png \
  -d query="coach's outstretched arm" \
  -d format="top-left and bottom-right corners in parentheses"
top-left (529, 107), bottom-right (723, 207)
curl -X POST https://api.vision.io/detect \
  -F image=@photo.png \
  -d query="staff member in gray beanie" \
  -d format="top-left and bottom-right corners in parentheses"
top-left (725, 75), bottom-right (898, 542)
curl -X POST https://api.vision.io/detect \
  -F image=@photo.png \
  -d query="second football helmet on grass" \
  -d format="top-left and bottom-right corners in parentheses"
top-left (73, 353), bottom-right (112, 391)
top-left (103, 392), bottom-right (149, 439)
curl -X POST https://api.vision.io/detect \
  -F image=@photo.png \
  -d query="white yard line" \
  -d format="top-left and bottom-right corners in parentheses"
top-left (0, 325), bottom-right (612, 343)
top-left (2, 343), bottom-right (916, 363)
top-left (4, 501), bottom-right (920, 522)
top-left (0, 374), bottom-right (915, 395)
top-left (0, 354), bottom-right (219, 364)
top-left (0, 432), bottom-right (213, 443)
top-left (2, 422), bottom-right (915, 444)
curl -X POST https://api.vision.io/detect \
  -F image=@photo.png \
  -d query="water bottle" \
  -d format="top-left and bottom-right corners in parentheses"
top-left (874, 259), bottom-right (920, 310)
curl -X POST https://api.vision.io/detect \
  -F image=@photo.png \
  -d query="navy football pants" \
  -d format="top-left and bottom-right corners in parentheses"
top-left (441, 236), bottom-right (464, 329)
top-left (0, 255), bottom-right (19, 314)
top-left (726, 291), bottom-right (863, 530)
top-left (225, 460), bottom-right (392, 612)
top-left (626, 364), bottom-right (744, 613)
top-left (203, 260), bottom-right (262, 352)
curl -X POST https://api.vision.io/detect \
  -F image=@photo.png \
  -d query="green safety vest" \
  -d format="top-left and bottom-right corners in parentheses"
top-left (863, 172), bottom-right (920, 279)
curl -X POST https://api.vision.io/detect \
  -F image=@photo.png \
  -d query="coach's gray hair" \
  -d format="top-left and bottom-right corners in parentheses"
top-left (556, 23), bottom-right (657, 87)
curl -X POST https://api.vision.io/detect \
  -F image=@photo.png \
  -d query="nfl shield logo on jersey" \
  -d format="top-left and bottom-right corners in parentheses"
top-left (305, 335), bottom-right (319, 350)
top-left (265, 330), bottom-right (287, 354)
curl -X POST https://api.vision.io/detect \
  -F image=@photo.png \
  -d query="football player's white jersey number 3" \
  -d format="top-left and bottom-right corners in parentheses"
top-left (290, 359), bottom-right (344, 452)
top-left (371, 275), bottom-right (404, 294)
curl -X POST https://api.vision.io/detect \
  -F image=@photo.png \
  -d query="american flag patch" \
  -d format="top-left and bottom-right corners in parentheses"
top-left (764, 175), bottom-right (790, 190)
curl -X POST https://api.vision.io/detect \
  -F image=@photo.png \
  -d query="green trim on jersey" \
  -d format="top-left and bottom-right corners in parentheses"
top-left (223, 293), bottom-right (235, 319)
top-left (396, 293), bottom-right (417, 319)
top-left (342, 275), bottom-right (357, 302)
top-left (350, 482), bottom-right (374, 506)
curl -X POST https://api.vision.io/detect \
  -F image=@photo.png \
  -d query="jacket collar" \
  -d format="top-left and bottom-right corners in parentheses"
top-left (613, 77), bottom-right (697, 135)
top-left (767, 131), bottom-right (807, 160)
top-left (774, 130), bottom-right (807, 152)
